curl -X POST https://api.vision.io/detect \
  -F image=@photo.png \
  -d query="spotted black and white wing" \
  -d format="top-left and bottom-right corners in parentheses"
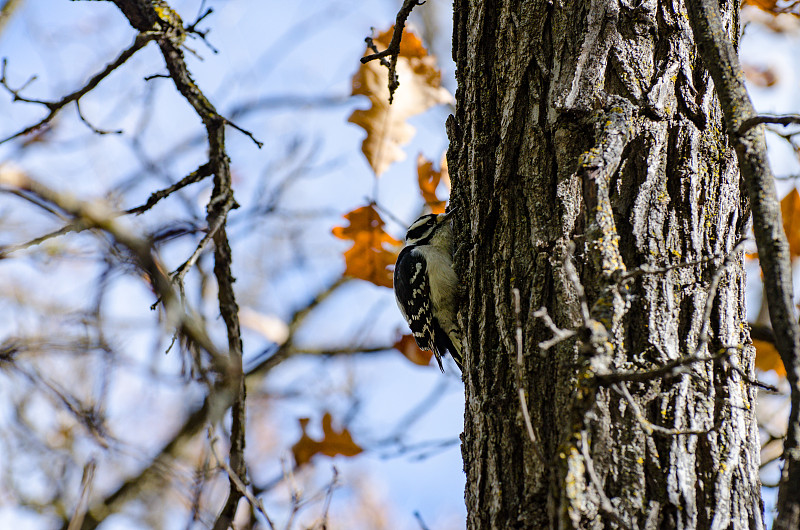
top-left (393, 246), bottom-right (444, 371)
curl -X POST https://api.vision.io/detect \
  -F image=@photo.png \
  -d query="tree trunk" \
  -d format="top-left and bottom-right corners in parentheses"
top-left (449, 0), bottom-right (763, 528)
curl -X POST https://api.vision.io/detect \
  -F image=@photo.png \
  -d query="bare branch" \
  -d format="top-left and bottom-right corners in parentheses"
top-left (108, 3), bottom-right (255, 526)
top-left (360, 0), bottom-right (426, 102)
top-left (66, 459), bottom-right (96, 530)
top-left (0, 33), bottom-right (155, 144)
top-left (620, 244), bottom-right (747, 282)
top-left (532, 306), bottom-right (577, 351)
top-left (126, 162), bottom-right (213, 215)
top-left (223, 117), bottom-right (263, 148)
top-left (686, 4), bottom-right (800, 525)
top-left (594, 351), bottom-right (727, 386)
top-left (739, 114), bottom-right (800, 135)
top-left (209, 428), bottom-right (275, 530)
top-left (319, 467), bottom-right (339, 529)
top-left (172, 194), bottom-right (235, 285)
top-left (562, 242), bottom-right (592, 326)
top-left (0, 170), bottom-right (232, 377)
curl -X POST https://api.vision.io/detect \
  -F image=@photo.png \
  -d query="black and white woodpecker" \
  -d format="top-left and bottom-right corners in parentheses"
top-left (393, 209), bottom-right (463, 372)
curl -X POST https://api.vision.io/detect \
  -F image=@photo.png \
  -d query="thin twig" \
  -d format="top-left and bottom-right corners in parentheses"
top-left (513, 289), bottom-right (545, 464)
top-left (126, 162), bottom-right (213, 215)
top-left (0, 160), bottom-right (212, 256)
top-left (223, 117), bottom-right (263, 148)
top-left (66, 459), bottom-right (97, 530)
top-left (378, 437), bottom-right (460, 461)
top-left (0, 170), bottom-right (232, 377)
top-left (579, 431), bottom-right (633, 530)
top-left (75, 100), bottom-right (124, 136)
top-left (209, 429), bottom-right (276, 530)
top-left (414, 511), bottom-right (431, 530)
top-left (66, 275), bottom-right (351, 530)
top-left (283, 456), bottom-right (302, 530)
top-left (739, 114), bottom-right (800, 135)
top-left (562, 242), bottom-right (592, 325)
top-left (318, 467), bottom-right (339, 529)
top-left (371, 198), bottom-right (412, 229)
top-left (620, 246), bottom-right (744, 282)
top-left (172, 194), bottom-right (235, 284)
top-left (533, 306), bottom-right (577, 351)
top-left (0, 33), bottom-right (155, 144)
top-left (379, 376), bottom-right (451, 443)
top-left (722, 345), bottom-right (782, 393)
top-left (360, 0), bottom-right (425, 102)
top-left (595, 350), bottom-right (726, 386)
top-left (612, 383), bottom-right (710, 436)
top-left (185, 451), bottom-right (211, 530)
top-left (360, 0), bottom-right (424, 64)
top-left (695, 239), bottom-right (747, 357)
top-left (185, 7), bottom-right (218, 53)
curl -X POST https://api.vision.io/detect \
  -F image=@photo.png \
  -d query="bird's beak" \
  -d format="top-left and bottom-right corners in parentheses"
top-left (439, 206), bottom-right (457, 222)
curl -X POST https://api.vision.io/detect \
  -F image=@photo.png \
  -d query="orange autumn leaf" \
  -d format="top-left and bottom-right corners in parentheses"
top-left (744, 0), bottom-right (779, 12)
top-left (291, 413), bottom-right (363, 467)
top-left (417, 154), bottom-right (448, 214)
top-left (753, 339), bottom-right (786, 377)
top-left (332, 205), bottom-right (401, 288)
top-left (291, 418), bottom-right (318, 467)
top-left (319, 412), bottom-right (363, 458)
top-left (744, 0), bottom-right (800, 15)
top-left (393, 333), bottom-right (434, 366)
top-left (781, 188), bottom-right (800, 257)
top-left (348, 27), bottom-right (453, 176)
top-left (375, 27), bottom-right (428, 58)
top-left (747, 188), bottom-right (800, 261)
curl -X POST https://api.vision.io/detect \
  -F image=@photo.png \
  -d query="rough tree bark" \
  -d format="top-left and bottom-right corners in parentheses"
top-left (449, 0), bottom-right (763, 528)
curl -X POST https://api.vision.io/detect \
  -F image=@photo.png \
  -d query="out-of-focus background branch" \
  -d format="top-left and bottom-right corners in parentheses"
top-left (0, 1), bottom-right (464, 529)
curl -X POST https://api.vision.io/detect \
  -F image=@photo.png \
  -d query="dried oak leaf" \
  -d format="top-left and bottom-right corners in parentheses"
top-left (291, 413), bottom-right (363, 467)
top-left (416, 154), bottom-right (449, 214)
top-left (742, 4), bottom-right (800, 32)
top-left (393, 333), bottom-right (434, 366)
top-left (348, 27), bottom-right (453, 177)
top-left (319, 412), bottom-right (363, 458)
top-left (332, 205), bottom-right (401, 288)
top-left (782, 188), bottom-right (800, 257)
top-left (742, 63), bottom-right (779, 88)
top-left (753, 339), bottom-right (786, 377)
top-left (744, 0), bottom-right (800, 16)
top-left (750, 187), bottom-right (800, 261)
top-left (291, 418), bottom-right (319, 467)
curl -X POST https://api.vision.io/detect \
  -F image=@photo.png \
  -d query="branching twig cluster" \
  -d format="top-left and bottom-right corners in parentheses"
top-left (360, 0), bottom-right (425, 103)
top-left (0, 1), bottom-right (459, 528)
top-left (0, 33), bottom-right (155, 144)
